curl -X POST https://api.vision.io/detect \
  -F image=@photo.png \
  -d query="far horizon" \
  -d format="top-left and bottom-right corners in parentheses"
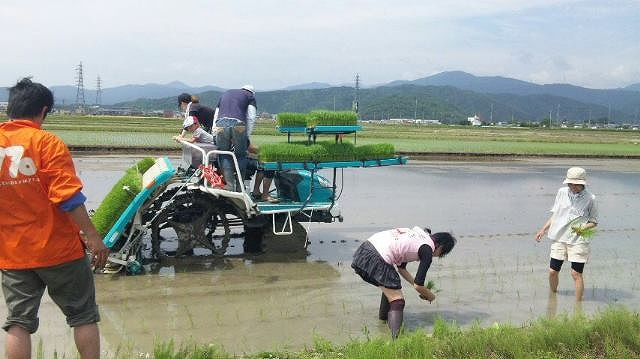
top-left (2, 70), bottom-right (638, 92)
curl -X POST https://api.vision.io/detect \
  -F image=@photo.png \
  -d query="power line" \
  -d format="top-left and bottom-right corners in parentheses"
top-left (75, 62), bottom-right (86, 112)
top-left (96, 75), bottom-right (102, 106)
top-left (353, 73), bottom-right (360, 115)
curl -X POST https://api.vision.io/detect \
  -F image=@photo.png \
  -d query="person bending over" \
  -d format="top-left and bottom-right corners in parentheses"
top-left (351, 226), bottom-right (456, 339)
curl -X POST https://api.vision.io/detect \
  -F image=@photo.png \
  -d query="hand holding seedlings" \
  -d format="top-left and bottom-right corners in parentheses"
top-left (569, 218), bottom-right (597, 240)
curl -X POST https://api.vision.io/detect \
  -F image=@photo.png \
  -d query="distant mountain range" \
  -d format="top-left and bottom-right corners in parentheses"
top-left (386, 71), bottom-right (640, 118)
top-left (2, 72), bottom-right (639, 123)
top-left (0, 81), bottom-right (224, 106)
top-left (281, 82), bottom-right (333, 91)
top-left (625, 83), bottom-right (640, 91)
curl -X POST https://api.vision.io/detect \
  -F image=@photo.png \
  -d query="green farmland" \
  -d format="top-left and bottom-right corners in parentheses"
top-left (3, 114), bottom-right (640, 157)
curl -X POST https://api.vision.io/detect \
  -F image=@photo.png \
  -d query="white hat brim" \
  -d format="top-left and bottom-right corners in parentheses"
top-left (563, 179), bottom-right (586, 185)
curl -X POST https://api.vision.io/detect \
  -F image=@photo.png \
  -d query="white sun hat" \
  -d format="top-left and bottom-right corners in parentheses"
top-left (563, 167), bottom-right (587, 185)
top-left (182, 115), bottom-right (198, 129)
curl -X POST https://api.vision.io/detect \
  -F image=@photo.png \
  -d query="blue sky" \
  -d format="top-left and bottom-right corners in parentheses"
top-left (2, 0), bottom-right (638, 90)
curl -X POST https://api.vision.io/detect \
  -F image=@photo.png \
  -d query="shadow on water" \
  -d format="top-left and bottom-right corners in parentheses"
top-left (141, 219), bottom-right (311, 274)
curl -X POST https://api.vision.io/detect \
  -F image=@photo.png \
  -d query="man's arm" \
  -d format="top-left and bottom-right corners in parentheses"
top-left (213, 107), bottom-right (219, 127)
top-left (67, 204), bottom-right (109, 269)
top-left (246, 104), bottom-right (256, 137)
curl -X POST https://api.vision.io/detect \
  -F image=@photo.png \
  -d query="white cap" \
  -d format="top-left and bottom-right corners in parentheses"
top-left (563, 167), bottom-right (587, 185)
top-left (241, 84), bottom-right (255, 94)
top-left (183, 115), bottom-right (197, 129)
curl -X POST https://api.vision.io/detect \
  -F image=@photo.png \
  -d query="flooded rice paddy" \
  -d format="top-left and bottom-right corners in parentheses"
top-left (2, 155), bottom-right (639, 356)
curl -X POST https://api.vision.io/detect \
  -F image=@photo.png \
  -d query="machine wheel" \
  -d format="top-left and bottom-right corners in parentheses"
top-left (150, 193), bottom-right (230, 259)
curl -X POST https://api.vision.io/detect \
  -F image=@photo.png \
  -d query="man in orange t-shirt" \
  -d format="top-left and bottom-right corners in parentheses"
top-left (0, 78), bottom-right (109, 359)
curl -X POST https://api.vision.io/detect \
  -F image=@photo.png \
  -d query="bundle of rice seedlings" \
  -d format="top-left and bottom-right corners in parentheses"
top-left (420, 280), bottom-right (441, 299)
top-left (307, 110), bottom-right (358, 127)
top-left (427, 280), bottom-right (442, 293)
top-left (276, 112), bottom-right (308, 128)
top-left (355, 143), bottom-right (396, 160)
top-left (569, 218), bottom-right (597, 240)
top-left (92, 157), bottom-right (156, 236)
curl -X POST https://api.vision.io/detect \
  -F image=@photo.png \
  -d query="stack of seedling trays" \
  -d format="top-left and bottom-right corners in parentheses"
top-left (92, 157), bottom-right (157, 237)
top-left (277, 111), bottom-right (362, 137)
top-left (262, 111), bottom-right (407, 170)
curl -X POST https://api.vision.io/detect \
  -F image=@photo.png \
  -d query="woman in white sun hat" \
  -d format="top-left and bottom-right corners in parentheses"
top-left (535, 167), bottom-right (598, 301)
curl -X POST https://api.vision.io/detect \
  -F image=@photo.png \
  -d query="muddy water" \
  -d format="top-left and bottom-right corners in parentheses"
top-left (2, 155), bottom-right (639, 357)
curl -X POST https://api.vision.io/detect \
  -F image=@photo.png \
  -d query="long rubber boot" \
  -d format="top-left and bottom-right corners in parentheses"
top-left (379, 293), bottom-right (390, 320)
top-left (387, 309), bottom-right (403, 339)
top-left (387, 299), bottom-right (405, 339)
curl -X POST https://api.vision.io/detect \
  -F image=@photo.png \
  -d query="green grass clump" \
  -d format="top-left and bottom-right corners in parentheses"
top-left (101, 307), bottom-right (638, 358)
top-left (355, 143), bottom-right (395, 160)
top-left (307, 110), bottom-right (358, 127)
top-left (277, 112), bottom-right (308, 128)
top-left (152, 340), bottom-right (226, 359)
top-left (91, 157), bottom-right (156, 236)
top-left (30, 307), bottom-right (640, 358)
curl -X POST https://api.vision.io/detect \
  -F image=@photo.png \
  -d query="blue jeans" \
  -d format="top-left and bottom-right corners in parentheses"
top-left (215, 118), bottom-right (248, 180)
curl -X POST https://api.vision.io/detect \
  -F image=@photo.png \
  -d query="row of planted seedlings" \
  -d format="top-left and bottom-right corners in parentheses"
top-left (264, 110), bottom-right (395, 162)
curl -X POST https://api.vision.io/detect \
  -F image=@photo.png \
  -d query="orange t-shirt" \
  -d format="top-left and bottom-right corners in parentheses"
top-left (0, 119), bottom-right (86, 269)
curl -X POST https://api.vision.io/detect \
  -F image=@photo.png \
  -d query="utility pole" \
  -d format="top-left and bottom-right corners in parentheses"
top-left (490, 103), bottom-right (493, 123)
top-left (414, 98), bottom-right (417, 121)
top-left (95, 75), bottom-right (102, 106)
top-left (352, 73), bottom-right (360, 116)
top-left (75, 62), bottom-right (86, 113)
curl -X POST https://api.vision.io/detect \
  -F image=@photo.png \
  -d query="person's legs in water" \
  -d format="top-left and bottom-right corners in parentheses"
top-left (549, 257), bottom-right (563, 293)
top-left (571, 262), bottom-right (585, 301)
top-left (381, 287), bottom-right (405, 339)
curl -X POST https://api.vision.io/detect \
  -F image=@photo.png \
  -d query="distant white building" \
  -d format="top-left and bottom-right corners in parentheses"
top-left (467, 115), bottom-right (483, 126)
top-left (415, 119), bottom-right (442, 125)
top-left (0, 102), bottom-right (7, 111)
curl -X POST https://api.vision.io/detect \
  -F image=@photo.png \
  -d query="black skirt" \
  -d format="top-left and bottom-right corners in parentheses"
top-left (351, 241), bottom-right (401, 289)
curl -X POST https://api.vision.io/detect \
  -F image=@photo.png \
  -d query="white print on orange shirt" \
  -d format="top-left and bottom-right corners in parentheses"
top-left (0, 177), bottom-right (40, 187)
top-left (0, 146), bottom-right (37, 178)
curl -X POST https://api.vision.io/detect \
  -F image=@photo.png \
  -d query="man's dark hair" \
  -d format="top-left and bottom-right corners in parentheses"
top-left (7, 78), bottom-right (54, 119)
top-left (432, 232), bottom-right (456, 256)
top-left (178, 92), bottom-right (192, 105)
